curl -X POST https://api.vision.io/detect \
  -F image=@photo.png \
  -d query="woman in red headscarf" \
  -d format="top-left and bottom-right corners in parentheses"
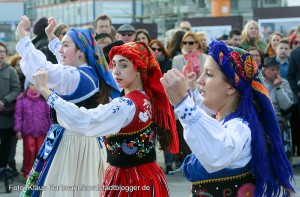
top-left (32, 42), bottom-right (179, 197)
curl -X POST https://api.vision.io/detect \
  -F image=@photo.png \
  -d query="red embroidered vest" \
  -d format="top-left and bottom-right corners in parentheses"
top-left (105, 91), bottom-right (156, 167)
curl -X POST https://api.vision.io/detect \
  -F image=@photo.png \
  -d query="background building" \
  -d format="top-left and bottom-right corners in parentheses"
top-left (0, 0), bottom-right (298, 44)
top-left (0, 0), bottom-right (24, 49)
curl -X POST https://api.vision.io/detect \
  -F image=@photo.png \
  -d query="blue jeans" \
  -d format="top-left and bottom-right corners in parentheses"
top-left (164, 151), bottom-right (174, 166)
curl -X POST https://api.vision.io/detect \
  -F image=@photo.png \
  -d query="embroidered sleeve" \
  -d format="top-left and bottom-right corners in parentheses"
top-left (47, 91), bottom-right (62, 108)
top-left (53, 96), bottom-right (136, 136)
top-left (175, 96), bottom-right (251, 173)
top-left (175, 95), bottom-right (204, 126)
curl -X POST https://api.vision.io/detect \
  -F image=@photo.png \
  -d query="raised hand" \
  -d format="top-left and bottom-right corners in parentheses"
top-left (160, 68), bottom-right (188, 106)
top-left (45, 17), bottom-right (57, 41)
top-left (185, 72), bottom-right (197, 91)
top-left (17, 15), bottom-right (31, 39)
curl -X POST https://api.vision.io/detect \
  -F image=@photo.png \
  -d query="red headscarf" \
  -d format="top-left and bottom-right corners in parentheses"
top-left (109, 42), bottom-right (179, 154)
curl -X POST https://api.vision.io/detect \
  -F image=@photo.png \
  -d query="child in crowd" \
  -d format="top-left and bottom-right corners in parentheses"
top-left (14, 80), bottom-right (52, 179)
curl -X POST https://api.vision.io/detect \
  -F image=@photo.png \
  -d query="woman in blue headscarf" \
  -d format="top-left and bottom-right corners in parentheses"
top-left (161, 40), bottom-right (294, 196)
top-left (17, 16), bottom-right (120, 197)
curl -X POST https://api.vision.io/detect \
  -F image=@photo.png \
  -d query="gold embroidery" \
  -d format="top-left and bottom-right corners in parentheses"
top-left (106, 121), bottom-right (153, 138)
top-left (192, 171), bottom-right (253, 185)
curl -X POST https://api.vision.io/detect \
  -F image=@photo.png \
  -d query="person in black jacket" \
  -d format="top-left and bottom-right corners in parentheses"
top-left (149, 39), bottom-right (172, 74)
top-left (288, 26), bottom-right (300, 159)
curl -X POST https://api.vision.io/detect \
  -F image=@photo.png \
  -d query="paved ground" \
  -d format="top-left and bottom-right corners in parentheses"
top-left (0, 141), bottom-right (300, 196)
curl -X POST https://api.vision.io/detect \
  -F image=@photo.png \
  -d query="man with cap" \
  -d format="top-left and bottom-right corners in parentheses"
top-left (116, 24), bottom-right (136, 43)
top-left (262, 57), bottom-right (294, 141)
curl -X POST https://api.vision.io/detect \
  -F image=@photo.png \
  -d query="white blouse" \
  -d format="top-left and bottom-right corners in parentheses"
top-left (16, 36), bottom-right (80, 95)
top-left (47, 93), bottom-right (137, 137)
top-left (174, 93), bottom-right (252, 173)
top-left (48, 37), bottom-right (62, 63)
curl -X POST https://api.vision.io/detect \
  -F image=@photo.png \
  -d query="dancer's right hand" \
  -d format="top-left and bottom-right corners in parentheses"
top-left (17, 15), bottom-right (31, 39)
top-left (45, 17), bottom-right (57, 41)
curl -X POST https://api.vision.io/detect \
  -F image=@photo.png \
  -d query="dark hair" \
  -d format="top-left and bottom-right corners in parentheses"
top-left (278, 38), bottom-right (290, 46)
top-left (149, 39), bottom-right (170, 58)
top-left (135, 29), bottom-right (151, 44)
top-left (0, 42), bottom-right (7, 53)
top-left (95, 33), bottom-right (113, 42)
top-left (229, 29), bottom-right (241, 38)
top-left (167, 30), bottom-right (185, 59)
top-left (98, 76), bottom-right (114, 105)
top-left (94, 14), bottom-right (112, 27)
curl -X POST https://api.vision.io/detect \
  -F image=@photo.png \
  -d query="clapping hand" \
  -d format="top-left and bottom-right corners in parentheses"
top-left (17, 15), bottom-right (31, 39)
top-left (160, 69), bottom-right (188, 106)
top-left (45, 17), bottom-right (57, 41)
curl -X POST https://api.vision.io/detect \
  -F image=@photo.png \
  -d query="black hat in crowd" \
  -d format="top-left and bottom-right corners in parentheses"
top-left (95, 33), bottom-right (113, 42)
top-left (33, 17), bottom-right (48, 36)
top-left (116, 24), bottom-right (135, 33)
top-left (263, 57), bottom-right (279, 67)
top-left (102, 40), bottom-right (125, 64)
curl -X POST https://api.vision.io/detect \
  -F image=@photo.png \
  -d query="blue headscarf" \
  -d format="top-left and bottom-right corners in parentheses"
top-left (209, 40), bottom-right (294, 197)
top-left (67, 28), bottom-right (120, 98)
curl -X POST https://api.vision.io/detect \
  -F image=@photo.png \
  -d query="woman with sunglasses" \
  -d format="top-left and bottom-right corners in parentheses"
top-left (172, 32), bottom-right (207, 79)
top-left (54, 23), bottom-right (69, 41)
top-left (149, 40), bottom-right (172, 74)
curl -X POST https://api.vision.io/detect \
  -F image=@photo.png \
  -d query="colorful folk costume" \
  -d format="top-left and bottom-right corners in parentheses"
top-left (176, 41), bottom-right (294, 196)
top-left (41, 42), bottom-right (179, 197)
top-left (17, 28), bottom-right (120, 197)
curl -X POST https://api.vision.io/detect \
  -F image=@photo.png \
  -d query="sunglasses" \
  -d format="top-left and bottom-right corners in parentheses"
top-left (60, 32), bottom-right (67, 36)
top-left (182, 41), bottom-right (196, 45)
top-left (293, 40), bottom-right (300, 45)
top-left (151, 47), bottom-right (162, 52)
top-left (120, 33), bottom-right (134, 37)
